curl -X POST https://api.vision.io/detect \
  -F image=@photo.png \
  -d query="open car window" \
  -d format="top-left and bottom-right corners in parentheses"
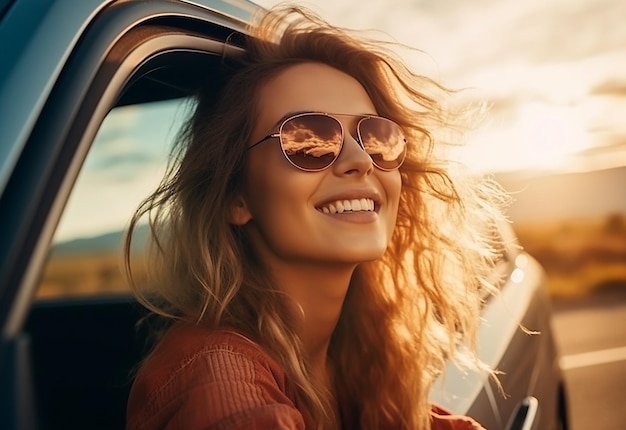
top-left (36, 98), bottom-right (188, 299)
top-left (13, 15), bottom-right (246, 305)
top-left (0, 0), bottom-right (250, 336)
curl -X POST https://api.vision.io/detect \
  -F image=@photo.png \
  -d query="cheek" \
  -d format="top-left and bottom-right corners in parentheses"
top-left (241, 167), bottom-right (325, 260)
top-left (243, 145), bottom-right (287, 204)
top-left (241, 149), bottom-right (319, 229)
top-left (384, 171), bottom-right (402, 215)
top-left (382, 171), bottom-right (402, 242)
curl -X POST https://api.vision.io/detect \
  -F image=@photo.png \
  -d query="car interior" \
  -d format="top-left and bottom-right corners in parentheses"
top-left (25, 296), bottom-right (148, 429)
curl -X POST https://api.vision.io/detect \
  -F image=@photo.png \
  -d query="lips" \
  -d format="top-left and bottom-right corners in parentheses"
top-left (316, 198), bottom-right (375, 214)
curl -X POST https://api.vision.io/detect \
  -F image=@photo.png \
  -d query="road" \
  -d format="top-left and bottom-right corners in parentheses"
top-left (552, 288), bottom-right (626, 430)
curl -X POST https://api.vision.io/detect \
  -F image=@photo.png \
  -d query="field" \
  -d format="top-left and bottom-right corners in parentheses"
top-left (37, 213), bottom-right (626, 299)
top-left (38, 253), bottom-right (136, 299)
top-left (514, 213), bottom-right (626, 298)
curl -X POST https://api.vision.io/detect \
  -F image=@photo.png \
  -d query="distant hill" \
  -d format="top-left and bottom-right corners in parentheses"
top-left (494, 165), bottom-right (626, 222)
top-left (50, 166), bottom-right (626, 254)
top-left (51, 224), bottom-right (149, 256)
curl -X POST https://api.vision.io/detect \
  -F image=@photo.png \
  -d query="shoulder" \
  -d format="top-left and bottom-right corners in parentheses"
top-left (133, 322), bottom-right (284, 395)
top-left (127, 322), bottom-right (304, 430)
top-left (152, 322), bottom-right (279, 374)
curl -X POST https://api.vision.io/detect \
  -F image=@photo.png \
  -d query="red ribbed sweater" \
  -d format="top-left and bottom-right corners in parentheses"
top-left (127, 322), bottom-right (485, 430)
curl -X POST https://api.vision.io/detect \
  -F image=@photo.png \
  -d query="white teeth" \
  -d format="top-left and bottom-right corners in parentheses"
top-left (317, 198), bottom-right (375, 214)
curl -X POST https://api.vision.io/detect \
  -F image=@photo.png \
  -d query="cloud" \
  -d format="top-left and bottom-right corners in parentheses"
top-left (91, 150), bottom-right (159, 181)
top-left (566, 138), bottom-right (626, 172)
top-left (54, 100), bottom-right (183, 241)
top-left (577, 139), bottom-right (626, 157)
top-left (591, 79), bottom-right (626, 97)
top-left (472, 0), bottom-right (626, 64)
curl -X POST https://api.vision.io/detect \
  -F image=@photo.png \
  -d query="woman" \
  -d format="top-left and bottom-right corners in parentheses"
top-left (125, 5), bottom-right (506, 430)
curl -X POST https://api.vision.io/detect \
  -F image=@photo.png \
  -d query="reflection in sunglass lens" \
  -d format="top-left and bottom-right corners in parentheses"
top-left (277, 113), bottom-right (407, 171)
top-left (280, 114), bottom-right (343, 170)
top-left (358, 117), bottom-right (407, 170)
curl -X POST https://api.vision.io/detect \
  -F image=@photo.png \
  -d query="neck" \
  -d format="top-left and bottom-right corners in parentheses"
top-left (272, 261), bottom-right (355, 364)
top-left (263, 260), bottom-right (350, 430)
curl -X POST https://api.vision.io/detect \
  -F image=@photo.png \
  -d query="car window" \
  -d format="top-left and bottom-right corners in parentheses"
top-left (36, 98), bottom-right (189, 299)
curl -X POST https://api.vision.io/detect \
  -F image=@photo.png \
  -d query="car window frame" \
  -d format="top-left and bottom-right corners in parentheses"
top-left (0, 2), bottom-right (248, 338)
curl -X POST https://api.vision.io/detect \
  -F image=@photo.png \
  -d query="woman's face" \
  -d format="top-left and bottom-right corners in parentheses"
top-left (238, 62), bottom-right (401, 267)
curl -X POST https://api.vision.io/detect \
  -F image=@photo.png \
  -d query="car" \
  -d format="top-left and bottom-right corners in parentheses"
top-left (429, 220), bottom-right (569, 430)
top-left (0, 0), bottom-right (568, 429)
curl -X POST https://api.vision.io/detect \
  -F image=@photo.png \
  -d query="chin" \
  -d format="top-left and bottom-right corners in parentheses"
top-left (334, 247), bottom-right (388, 264)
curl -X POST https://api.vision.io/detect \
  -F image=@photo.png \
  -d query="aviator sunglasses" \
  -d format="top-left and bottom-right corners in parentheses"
top-left (248, 112), bottom-right (408, 171)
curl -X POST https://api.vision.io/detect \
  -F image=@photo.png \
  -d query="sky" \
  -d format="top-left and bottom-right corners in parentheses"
top-left (257, 0), bottom-right (626, 174)
top-left (53, 0), bottom-right (626, 242)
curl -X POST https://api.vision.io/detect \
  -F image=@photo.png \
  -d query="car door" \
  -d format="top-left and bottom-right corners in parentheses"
top-left (0, 1), bottom-right (257, 429)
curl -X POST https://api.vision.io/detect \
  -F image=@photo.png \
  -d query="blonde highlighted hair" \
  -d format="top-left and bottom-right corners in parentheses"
top-left (125, 6), bottom-right (508, 430)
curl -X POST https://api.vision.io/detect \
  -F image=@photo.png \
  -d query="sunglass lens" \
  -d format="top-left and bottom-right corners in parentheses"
top-left (358, 117), bottom-right (407, 170)
top-left (280, 114), bottom-right (343, 171)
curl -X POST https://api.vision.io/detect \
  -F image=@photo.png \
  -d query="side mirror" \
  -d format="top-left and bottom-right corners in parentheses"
top-left (505, 396), bottom-right (539, 430)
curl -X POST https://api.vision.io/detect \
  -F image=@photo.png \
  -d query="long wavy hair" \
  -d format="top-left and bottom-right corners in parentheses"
top-left (125, 6), bottom-right (508, 430)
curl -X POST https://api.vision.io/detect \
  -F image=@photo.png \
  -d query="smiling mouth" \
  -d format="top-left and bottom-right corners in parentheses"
top-left (316, 198), bottom-right (375, 214)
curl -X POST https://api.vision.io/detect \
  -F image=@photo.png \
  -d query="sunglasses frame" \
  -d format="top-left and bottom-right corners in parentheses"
top-left (248, 112), bottom-right (407, 172)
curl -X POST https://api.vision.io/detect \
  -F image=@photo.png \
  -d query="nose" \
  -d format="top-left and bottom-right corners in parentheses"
top-left (331, 131), bottom-right (374, 176)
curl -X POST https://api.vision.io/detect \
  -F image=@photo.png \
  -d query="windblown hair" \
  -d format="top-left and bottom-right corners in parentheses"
top-left (125, 6), bottom-right (508, 430)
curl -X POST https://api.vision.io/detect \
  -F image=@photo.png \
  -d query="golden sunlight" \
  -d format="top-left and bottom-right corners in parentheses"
top-left (458, 102), bottom-right (592, 174)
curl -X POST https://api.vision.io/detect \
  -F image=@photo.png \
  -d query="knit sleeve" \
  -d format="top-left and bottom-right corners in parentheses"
top-left (127, 344), bottom-right (306, 430)
top-left (430, 404), bottom-right (487, 430)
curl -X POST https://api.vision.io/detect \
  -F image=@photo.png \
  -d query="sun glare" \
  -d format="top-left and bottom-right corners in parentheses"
top-left (457, 102), bottom-right (591, 174)
top-left (509, 103), bottom-right (589, 169)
